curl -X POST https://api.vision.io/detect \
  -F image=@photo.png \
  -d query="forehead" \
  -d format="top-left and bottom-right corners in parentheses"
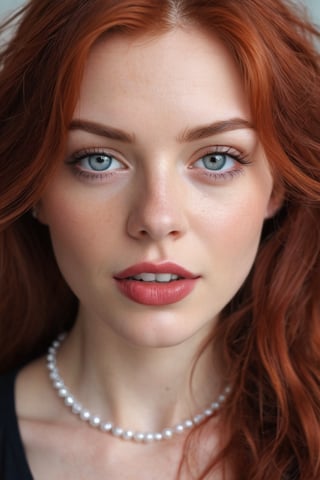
top-left (73, 27), bottom-right (251, 133)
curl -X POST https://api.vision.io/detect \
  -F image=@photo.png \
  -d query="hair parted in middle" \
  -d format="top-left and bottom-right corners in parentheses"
top-left (0, 1), bottom-right (319, 478)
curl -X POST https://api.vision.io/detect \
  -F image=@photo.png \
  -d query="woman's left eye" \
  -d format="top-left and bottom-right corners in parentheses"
top-left (193, 152), bottom-right (237, 172)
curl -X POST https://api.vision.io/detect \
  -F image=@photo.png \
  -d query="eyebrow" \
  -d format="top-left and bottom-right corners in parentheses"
top-left (68, 117), bottom-right (253, 144)
top-left (177, 118), bottom-right (254, 142)
top-left (69, 119), bottom-right (136, 143)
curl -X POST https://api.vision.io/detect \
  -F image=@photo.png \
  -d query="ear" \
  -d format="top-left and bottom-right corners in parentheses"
top-left (265, 183), bottom-right (285, 219)
top-left (31, 201), bottom-right (49, 225)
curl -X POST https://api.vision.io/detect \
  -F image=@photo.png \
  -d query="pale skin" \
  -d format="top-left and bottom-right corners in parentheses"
top-left (16, 26), bottom-right (279, 479)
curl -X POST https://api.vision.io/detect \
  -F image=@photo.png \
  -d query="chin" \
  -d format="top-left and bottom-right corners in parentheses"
top-left (106, 315), bottom-right (216, 350)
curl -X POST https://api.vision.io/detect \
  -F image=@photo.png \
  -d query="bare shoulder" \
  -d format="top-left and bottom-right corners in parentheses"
top-left (15, 357), bottom-right (55, 421)
top-left (15, 359), bottom-right (90, 479)
top-left (15, 357), bottom-right (63, 461)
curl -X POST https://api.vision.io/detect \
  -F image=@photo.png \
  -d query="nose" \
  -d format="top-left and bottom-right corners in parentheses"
top-left (126, 169), bottom-right (188, 242)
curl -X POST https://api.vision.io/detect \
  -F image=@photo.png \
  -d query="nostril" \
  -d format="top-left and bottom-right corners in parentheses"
top-left (126, 202), bottom-right (188, 241)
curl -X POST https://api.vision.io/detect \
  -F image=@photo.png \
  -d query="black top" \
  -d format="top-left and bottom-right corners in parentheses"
top-left (0, 370), bottom-right (34, 479)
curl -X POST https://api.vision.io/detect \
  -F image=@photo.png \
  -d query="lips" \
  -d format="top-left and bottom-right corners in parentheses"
top-left (114, 262), bottom-right (199, 305)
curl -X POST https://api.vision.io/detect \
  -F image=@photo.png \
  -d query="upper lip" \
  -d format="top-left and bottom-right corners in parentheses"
top-left (114, 262), bottom-right (199, 279)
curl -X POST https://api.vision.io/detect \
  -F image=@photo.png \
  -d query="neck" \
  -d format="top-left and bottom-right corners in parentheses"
top-left (57, 312), bottom-right (225, 434)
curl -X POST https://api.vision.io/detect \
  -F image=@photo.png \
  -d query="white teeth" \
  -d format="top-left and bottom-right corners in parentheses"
top-left (131, 273), bottom-right (180, 282)
top-left (155, 273), bottom-right (172, 283)
top-left (134, 273), bottom-right (156, 282)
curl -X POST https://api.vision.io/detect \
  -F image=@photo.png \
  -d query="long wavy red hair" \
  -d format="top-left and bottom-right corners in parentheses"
top-left (0, 1), bottom-right (319, 478)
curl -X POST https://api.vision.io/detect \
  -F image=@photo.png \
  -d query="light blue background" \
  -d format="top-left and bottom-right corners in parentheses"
top-left (0, 0), bottom-right (320, 24)
top-left (307, 0), bottom-right (320, 24)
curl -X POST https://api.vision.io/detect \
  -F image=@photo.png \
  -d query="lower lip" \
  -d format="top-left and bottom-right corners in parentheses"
top-left (114, 279), bottom-right (197, 305)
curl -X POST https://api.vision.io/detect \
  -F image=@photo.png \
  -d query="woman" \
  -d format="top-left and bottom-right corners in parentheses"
top-left (0, 0), bottom-right (319, 479)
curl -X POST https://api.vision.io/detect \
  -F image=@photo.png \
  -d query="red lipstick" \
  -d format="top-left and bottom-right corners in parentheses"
top-left (114, 262), bottom-right (199, 306)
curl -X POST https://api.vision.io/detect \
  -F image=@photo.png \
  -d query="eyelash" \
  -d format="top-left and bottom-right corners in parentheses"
top-left (66, 146), bottom-right (252, 183)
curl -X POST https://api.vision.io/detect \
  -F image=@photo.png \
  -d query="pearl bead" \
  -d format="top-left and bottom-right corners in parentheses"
top-left (184, 419), bottom-right (193, 428)
top-left (112, 427), bottom-right (124, 437)
top-left (193, 414), bottom-right (205, 424)
top-left (80, 409), bottom-right (91, 421)
top-left (72, 403), bottom-right (82, 414)
top-left (58, 387), bottom-right (68, 398)
top-left (175, 424), bottom-right (184, 433)
top-left (134, 432), bottom-right (145, 442)
top-left (65, 395), bottom-right (74, 406)
top-left (122, 430), bottom-right (134, 440)
top-left (100, 422), bottom-right (113, 432)
top-left (163, 428), bottom-right (173, 439)
top-left (90, 416), bottom-right (101, 427)
top-left (54, 380), bottom-right (63, 389)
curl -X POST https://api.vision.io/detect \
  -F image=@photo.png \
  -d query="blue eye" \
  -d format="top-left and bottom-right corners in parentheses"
top-left (79, 153), bottom-right (123, 171)
top-left (86, 154), bottom-right (112, 171)
top-left (68, 151), bottom-right (126, 175)
top-left (194, 152), bottom-right (236, 171)
top-left (200, 153), bottom-right (229, 170)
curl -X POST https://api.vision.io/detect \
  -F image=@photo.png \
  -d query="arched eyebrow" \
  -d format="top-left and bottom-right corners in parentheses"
top-left (69, 119), bottom-right (136, 143)
top-left (177, 118), bottom-right (254, 142)
top-left (68, 117), bottom-right (253, 144)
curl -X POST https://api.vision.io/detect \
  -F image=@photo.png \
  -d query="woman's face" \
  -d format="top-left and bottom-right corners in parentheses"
top-left (39, 28), bottom-right (276, 348)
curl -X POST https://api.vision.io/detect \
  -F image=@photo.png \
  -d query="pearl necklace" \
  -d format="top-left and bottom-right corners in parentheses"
top-left (47, 334), bottom-right (231, 443)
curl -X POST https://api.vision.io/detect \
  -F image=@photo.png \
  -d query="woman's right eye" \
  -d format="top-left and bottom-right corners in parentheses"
top-left (74, 153), bottom-right (124, 172)
top-left (65, 148), bottom-right (129, 182)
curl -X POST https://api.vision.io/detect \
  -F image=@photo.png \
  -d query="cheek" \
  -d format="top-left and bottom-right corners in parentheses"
top-left (40, 191), bottom-right (120, 274)
top-left (195, 185), bottom-right (272, 265)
